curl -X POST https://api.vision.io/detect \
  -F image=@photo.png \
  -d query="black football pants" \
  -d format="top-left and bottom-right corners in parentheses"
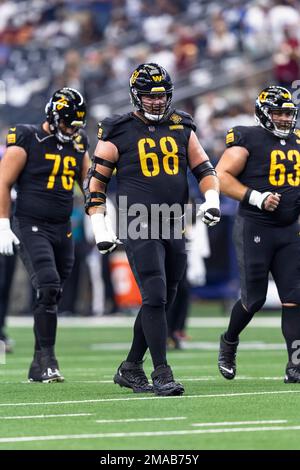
top-left (12, 217), bottom-right (74, 349)
top-left (234, 215), bottom-right (300, 313)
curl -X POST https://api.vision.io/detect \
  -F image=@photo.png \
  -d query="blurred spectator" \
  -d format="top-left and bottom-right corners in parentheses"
top-left (268, 0), bottom-right (300, 48)
top-left (243, 0), bottom-right (272, 56)
top-left (54, 49), bottom-right (84, 91)
top-left (207, 14), bottom-right (238, 59)
top-left (273, 26), bottom-right (300, 88)
top-left (142, 9), bottom-right (173, 45)
top-left (173, 25), bottom-right (199, 72)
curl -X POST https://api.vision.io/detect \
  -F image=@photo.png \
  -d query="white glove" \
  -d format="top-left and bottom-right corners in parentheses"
top-left (0, 218), bottom-right (20, 256)
top-left (90, 213), bottom-right (120, 254)
top-left (247, 189), bottom-right (272, 210)
top-left (198, 190), bottom-right (221, 227)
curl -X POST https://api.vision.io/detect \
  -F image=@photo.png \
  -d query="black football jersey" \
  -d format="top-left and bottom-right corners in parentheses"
top-left (98, 110), bottom-right (196, 211)
top-left (6, 124), bottom-right (88, 222)
top-left (225, 125), bottom-right (300, 226)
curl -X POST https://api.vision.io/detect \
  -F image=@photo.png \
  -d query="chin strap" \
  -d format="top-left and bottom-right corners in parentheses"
top-left (143, 112), bottom-right (165, 122)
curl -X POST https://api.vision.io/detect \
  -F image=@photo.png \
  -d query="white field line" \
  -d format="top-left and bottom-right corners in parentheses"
top-left (0, 365), bottom-right (213, 379)
top-left (191, 420), bottom-right (287, 427)
top-left (90, 342), bottom-right (285, 351)
top-left (0, 376), bottom-right (286, 385)
top-left (7, 316), bottom-right (281, 328)
top-left (1, 390), bottom-right (300, 407)
top-left (0, 356), bottom-right (204, 367)
top-left (95, 417), bottom-right (186, 424)
top-left (0, 413), bottom-right (92, 420)
top-left (176, 376), bottom-right (284, 382)
top-left (66, 376), bottom-right (285, 384)
top-left (0, 425), bottom-right (300, 443)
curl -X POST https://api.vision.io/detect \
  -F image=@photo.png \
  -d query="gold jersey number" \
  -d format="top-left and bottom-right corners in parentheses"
top-left (45, 154), bottom-right (76, 190)
top-left (138, 137), bottom-right (179, 177)
top-left (269, 149), bottom-right (300, 187)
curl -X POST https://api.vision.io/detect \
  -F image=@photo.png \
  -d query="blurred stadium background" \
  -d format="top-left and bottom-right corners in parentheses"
top-left (1, 0), bottom-right (299, 317)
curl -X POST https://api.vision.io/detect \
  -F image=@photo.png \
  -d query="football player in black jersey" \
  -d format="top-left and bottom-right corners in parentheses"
top-left (0, 87), bottom-right (90, 382)
top-left (216, 85), bottom-right (300, 383)
top-left (84, 63), bottom-right (221, 396)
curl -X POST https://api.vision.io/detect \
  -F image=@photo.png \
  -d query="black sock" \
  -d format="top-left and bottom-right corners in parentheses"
top-left (141, 304), bottom-right (167, 369)
top-left (225, 299), bottom-right (255, 342)
top-left (126, 308), bottom-right (148, 363)
top-left (34, 310), bottom-right (57, 348)
top-left (282, 305), bottom-right (300, 364)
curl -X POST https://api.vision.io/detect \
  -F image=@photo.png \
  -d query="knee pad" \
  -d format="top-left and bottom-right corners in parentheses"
top-left (144, 275), bottom-right (166, 307)
top-left (36, 286), bottom-right (61, 312)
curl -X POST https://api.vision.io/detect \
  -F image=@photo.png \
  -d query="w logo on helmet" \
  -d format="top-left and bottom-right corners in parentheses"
top-left (152, 76), bottom-right (162, 82)
top-left (77, 111), bottom-right (85, 118)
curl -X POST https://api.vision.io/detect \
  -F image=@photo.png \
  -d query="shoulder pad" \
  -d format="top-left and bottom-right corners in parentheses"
top-left (169, 109), bottom-right (196, 131)
top-left (97, 113), bottom-right (132, 140)
top-left (225, 126), bottom-right (250, 148)
top-left (294, 129), bottom-right (300, 139)
top-left (6, 124), bottom-right (34, 149)
top-left (74, 129), bottom-right (89, 153)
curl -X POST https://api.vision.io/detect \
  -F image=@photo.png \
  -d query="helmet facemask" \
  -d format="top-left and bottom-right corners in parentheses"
top-left (266, 107), bottom-right (297, 138)
top-left (138, 91), bottom-right (170, 122)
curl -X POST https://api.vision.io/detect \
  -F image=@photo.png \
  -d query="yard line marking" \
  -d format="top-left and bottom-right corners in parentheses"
top-left (7, 316), bottom-right (281, 328)
top-left (234, 376), bottom-right (283, 381)
top-left (174, 377), bottom-right (284, 382)
top-left (1, 376), bottom-right (285, 385)
top-left (192, 420), bottom-right (287, 427)
top-left (5, 357), bottom-right (125, 364)
top-left (95, 417), bottom-right (186, 424)
top-left (69, 380), bottom-right (113, 384)
top-left (0, 413), bottom-right (92, 420)
top-left (90, 342), bottom-right (286, 351)
top-left (1, 390), bottom-right (300, 407)
top-left (0, 425), bottom-right (299, 443)
top-left (1, 367), bottom-right (104, 374)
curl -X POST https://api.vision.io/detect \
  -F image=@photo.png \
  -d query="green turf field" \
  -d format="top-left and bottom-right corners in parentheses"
top-left (1, 305), bottom-right (300, 450)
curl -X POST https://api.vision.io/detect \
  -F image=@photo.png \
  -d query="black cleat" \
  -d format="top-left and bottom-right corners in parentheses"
top-left (218, 333), bottom-right (239, 380)
top-left (28, 350), bottom-right (64, 383)
top-left (151, 364), bottom-right (184, 396)
top-left (284, 362), bottom-right (300, 383)
top-left (114, 360), bottom-right (153, 393)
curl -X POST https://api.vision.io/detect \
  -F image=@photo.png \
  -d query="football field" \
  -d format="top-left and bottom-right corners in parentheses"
top-left (1, 305), bottom-right (300, 450)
